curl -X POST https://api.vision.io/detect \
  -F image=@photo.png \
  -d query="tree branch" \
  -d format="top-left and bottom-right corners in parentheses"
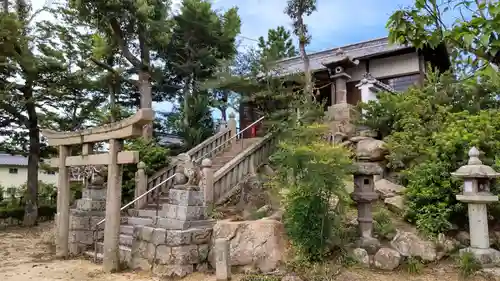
top-left (109, 18), bottom-right (142, 68)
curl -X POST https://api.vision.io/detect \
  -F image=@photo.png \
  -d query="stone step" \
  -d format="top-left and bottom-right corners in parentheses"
top-left (137, 209), bottom-right (166, 218)
top-left (119, 234), bottom-right (133, 247)
top-left (94, 242), bottom-right (132, 264)
top-left (83, 250), bottom-right (103, 263)
top-left (157, 217), bottom-right (215, 230)
top-left (126, 216), bottom-right (155, 226)
top-left (120, 225), bottom-right (134, 235)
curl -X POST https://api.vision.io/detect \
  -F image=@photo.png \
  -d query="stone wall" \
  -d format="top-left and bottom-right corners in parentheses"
top-left (68, 209), bottom-right (105, 254)
top-left (130, 225), bottom-right (212, 277)
top-left (68, 184), bottom-right (106, 255)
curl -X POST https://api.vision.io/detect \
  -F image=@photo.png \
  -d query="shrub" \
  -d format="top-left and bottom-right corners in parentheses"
top-left (457, 252), bottom-right (481, 278)
top-left (373, 208), bottom-right (396, 240)
top-left (360, 70), bottom-right (500, 236)
top-left (122, 138), bottom-right (170, 203)
top-left (269, 123), bottom-right (352, 261)
top-left (0, 205), bottom-right (56, 222)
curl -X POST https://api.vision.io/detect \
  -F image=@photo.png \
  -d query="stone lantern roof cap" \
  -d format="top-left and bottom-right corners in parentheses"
top-left (451, 147), bottom-right (500, 178)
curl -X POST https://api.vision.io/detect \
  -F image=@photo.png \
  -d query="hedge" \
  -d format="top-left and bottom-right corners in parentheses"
top-left (0, 205), bottom-right (56, 222)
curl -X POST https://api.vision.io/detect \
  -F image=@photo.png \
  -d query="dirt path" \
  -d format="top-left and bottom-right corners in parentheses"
top-left (0, 222), bottom-right (492, 281)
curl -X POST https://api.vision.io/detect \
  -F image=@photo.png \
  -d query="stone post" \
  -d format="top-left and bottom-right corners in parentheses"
top-left (452, 147), bottom-right (500, 265)
top-left (56, 145), bottom-right (70, 258)
top-left (356, 74), bottom-right (379, 105)
top-left (103, 139), bottom-right (122, 272)
top-left (326, 69), bottom-right (357, 139)
top-left (200, 158), bottom-right (214, 207)
top-left (227, 113), bottom-right (237, 145)
top-left (351, 160), bottom-right (382, 254)
top-left (134, 161), bottom-right (147, 210)
top-left (215, 238), bottom-right (231, 281)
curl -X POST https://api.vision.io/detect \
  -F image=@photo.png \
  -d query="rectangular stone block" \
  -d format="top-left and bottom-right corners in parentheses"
top-left (168, 189), bottom-right (204, 206)
top-left (171, 244), bottom-right (199, 265)
top-left (215, 238), bottom-right (231, 281)
top-left (152, 228), bottom-right (167, 245)
top-left (138, 209), bottom-right (166, 218)
top-left (191, 228), bottom-right (212, 245)
top-left (139, 226), bottom-right (155, 242)
top-left (155, 245), bottom-right (173, 264)
top-left (76, 198), bottom-right (106, 211)
top-left (70, 215), bottom-right (91, 230)
top-left (166, 229), bottom-right (192, 246)
top-left (82, 188), bottom-right (106, 200)
top-left (152, 264), bottom-right (194, 278)
top-left (163, 204), bottom-right (206, 221)
top-left (157, 218), bottom-right (214, 230)
top-left (327, 103), bottom-right (358, 121)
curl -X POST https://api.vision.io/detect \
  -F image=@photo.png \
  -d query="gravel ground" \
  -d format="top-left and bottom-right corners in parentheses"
top-left (0, 222), bottom-right (492, 281)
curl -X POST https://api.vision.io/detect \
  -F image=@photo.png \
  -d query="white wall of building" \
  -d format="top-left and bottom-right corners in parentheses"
top-left (0, 166), bottom-right (58, 189)
top-left (347, 52), bottom-right (420, 82)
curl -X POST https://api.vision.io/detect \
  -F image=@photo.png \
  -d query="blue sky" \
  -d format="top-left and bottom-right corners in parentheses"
top-left (160, 0), bottom-right (416, 119)
top-left (32, 0), bottom-right (416, 120)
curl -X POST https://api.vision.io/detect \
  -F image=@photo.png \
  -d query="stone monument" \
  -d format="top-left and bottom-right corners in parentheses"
top-left (452, 147), bottom-right (500, 266)
top-left (351, 136), bottom-right (383, 253)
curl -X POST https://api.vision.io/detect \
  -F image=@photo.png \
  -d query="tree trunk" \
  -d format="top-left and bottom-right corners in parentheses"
top-left (2, 0), bottom-right (8, 12)
top-left (138, 70), bottom-right (152, 140)
top-left (24, 99), bottom-right (40, 226)
top-left (182, 74), bottom-right (193, 127)
top-left (298, 18), bottom-right (312, 99)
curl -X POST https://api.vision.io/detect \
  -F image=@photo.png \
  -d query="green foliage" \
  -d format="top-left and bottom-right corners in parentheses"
top-left (457, 252), bottom-right (481, 278)
top-left (257, 26), bottom-right (297, 61)
top-left (360, 70), bottom-right (500, 236)
top-left (373, 208), bottom-right (396, 240)
top-left (269, 124), bottom-right (352, 261)
top-left (165, 93), bottom-right (215, 150)
top-left (387, 0), bottom-right (500, 76)
top-left (0, 205), bottom-right (56, 222)
top-left (122, 138), bottom-right (170, 203)
top-left (402, 256), bottom-right (424, 274)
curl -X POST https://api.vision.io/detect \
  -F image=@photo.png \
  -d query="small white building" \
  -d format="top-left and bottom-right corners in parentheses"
top-left (0, 153), bottom-right (58, 192)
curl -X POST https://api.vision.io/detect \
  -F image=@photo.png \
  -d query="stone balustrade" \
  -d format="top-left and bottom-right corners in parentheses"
top-left (212, 134), bottom-right (274, 203)
top-left (145, 126), bottom-right (233, 203)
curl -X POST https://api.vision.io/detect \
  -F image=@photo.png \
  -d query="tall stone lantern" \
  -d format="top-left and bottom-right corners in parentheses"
top-left (351, 141), bottom-right (384, 253)
top-left (452, 147), bottom-right (500, 265)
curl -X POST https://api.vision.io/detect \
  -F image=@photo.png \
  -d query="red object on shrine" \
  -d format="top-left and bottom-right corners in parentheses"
top-left (251, 126), bottom-right (256, 137)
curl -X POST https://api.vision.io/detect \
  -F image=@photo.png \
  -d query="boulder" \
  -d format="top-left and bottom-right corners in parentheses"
top-left (373, 248), bottom-right (401, 270)
top-left (352, 248), bottom-right (370, 267)
top-left (355, 138), bottom-right (388, 161)
top-left (436, 233), bottom-right (460, 259)
top-left (384, 196), bottom-right (404, 215)
top-left (390, 231), bottom-right (437, 261)
top-left (210, 219), bottom-right (286, 273)
top-left (375, 179), bottom-right (405, 199)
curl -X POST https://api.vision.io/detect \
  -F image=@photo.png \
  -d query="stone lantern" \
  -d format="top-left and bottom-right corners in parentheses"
top-left (351, 159), bottom-right (383, 253)
top-left (452, 147), bottom-right (500, 265)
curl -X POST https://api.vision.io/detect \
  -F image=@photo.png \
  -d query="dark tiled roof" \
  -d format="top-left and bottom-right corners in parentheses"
top-left (276, 37), bottom-right (411, 75)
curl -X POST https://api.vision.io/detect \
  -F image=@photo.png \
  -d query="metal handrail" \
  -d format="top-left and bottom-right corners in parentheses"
top-left (92, 173), bottom-right (175, 262)
top-left (194, 116), bottom-right (265, 163)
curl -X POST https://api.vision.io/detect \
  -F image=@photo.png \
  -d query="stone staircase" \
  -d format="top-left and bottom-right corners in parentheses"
top-left (84, 137), bottom-right (263, 262)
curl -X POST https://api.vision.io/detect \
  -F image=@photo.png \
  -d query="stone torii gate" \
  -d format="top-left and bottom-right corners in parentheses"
top-left (41, 108), bottom-right (154, 271)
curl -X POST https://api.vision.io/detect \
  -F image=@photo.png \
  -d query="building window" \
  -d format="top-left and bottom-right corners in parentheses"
top-left (45, 170), bottom-right (56, 175)
top-left (381, 74), bottom-right (420, 92)
top-left (9, 168), bottom-right (18, 174)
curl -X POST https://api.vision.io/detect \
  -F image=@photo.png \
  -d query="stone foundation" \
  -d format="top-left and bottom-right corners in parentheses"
top-left (129, 187), bottom-right (214, 278)
top-left (69, 209), bottom-right (105, 255)
top-left (130, 226), bottom-right (212, 277)
top-left (68, 184), bottom-right (106, 255)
